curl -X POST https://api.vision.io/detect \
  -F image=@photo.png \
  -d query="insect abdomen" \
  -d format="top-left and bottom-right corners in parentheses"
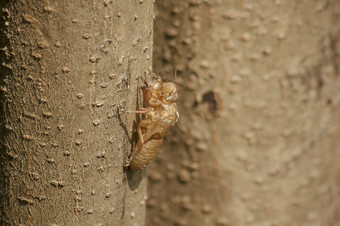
top-left (130, 138), bottom-right (163, 170)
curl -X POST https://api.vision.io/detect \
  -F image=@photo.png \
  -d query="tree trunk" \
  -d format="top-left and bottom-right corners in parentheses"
top-left (0, 0), bottom-right (153, 225)
top-left (148, 1), bottom-right (340, 226)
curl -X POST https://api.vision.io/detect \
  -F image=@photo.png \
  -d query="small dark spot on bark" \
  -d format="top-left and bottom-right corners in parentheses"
top-left (93, 119), bottom-right (101, 126)
top-left (62, 67), bottom-right (70, 73)
top-left (82, 34), bottom-right (91, 39)
top-left (18, 197), bottom-right (34, 205)
top-left (165, 27), bottom-right (178, 38)
top-left (39, 142), bottom-right (46, 147)
top-left (33, 195), bottom-right (46, 201)
top-left (7, 152), bottom-right (18, 159)
top-left (23, 111), bottom-right (38, 120)
top-left (50, 180), bottom-right (64, 188)
top-left (43, 111), bottom-right (52, 118)
top-left (37, 40), bottom-right (49, 48)
top-left (54, 41), bottom-right (61, 47)
top-left (98, 166), bottom-right (105, 172)
top-left (87, 209), bottom-right (94, 214)
top-left (202, 91), bottom-right (222, 117)
top-left (26, 75), bottom-right (34, 81)
top-left (23, 14), bottom-right (35, 23)
top-left (74, 207), bottom-right (83, 212)
top-left (23, 134), bottom-right (33, 141)
top-left (105, 193), bottom-right (112, 198)
top-left (32, 52), bottom-right (42, 60)
top-left (44, 7), bottom-right (54, 13)
top-left (89, 56), bottom-right (100, 63)
top-left (75, 140), bottom-right (82, 146)
top-left (96, 152), bottom-right (106, 158)
top-left (46, 158), bottom-right (55, 163)
top-left (104, 0), bottom-right (113, 6)
top-left (327, 98), bottom-right (332, 105)
top-left (109, 208), bottom-right (115, 213)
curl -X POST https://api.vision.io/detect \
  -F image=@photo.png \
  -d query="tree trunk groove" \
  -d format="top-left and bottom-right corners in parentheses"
top-left (0, 0), bottom-right (153, 225)
top-left (148, 1), bottom-right (340, 226)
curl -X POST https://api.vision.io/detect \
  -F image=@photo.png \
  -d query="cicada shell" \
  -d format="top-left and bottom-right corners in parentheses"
top-left (125, 74), bottom-right (179, 170)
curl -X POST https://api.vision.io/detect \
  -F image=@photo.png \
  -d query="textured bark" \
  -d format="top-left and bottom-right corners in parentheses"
top-left (148, 1), bottom-right (340, 226)
top-left (0, 0), bottom-right (153, 225)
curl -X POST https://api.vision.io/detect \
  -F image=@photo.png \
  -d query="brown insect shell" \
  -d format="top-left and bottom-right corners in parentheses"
top-left (159, 82), bottom-right (179, 125)
top-left (160, 82), bottom-right (179, 104)
top-left (145, 110), bottom-right (160, 126)
top-left (142, 80), bottom-right (162, 107)
top-left (127, 80), bottom-right (179, 171)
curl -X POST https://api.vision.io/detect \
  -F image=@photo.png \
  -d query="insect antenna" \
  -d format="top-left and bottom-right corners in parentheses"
top-left (169, 68), bottom-right (178, 96)
top-left (174, 68), bottom-right (177, 83)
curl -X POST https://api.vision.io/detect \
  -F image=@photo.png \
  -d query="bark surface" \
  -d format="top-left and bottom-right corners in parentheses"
top-left (148, 1), bottom-right (340, 226)
top-left (0, 1), bottom-right (153, 225)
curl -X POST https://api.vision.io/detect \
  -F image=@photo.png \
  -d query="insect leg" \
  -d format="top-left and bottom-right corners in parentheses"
top-left (126, 107), bottom-right (151, 114)
top-left (137, 75), bottom-right (149, 87)
top-left (127, 127), bottom-right (144, 160)
top-left (125, 124), bottom-right (146, 166)
top-left (151, 73), bottom-right (161, 80)
top-left (137, 126), bottom-right (144, 144)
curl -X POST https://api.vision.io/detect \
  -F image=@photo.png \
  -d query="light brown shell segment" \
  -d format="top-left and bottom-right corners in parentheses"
top-left (130, 139), bottom-right (164, 170)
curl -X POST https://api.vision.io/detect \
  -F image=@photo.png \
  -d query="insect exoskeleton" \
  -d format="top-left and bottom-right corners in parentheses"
top-left (142, 78), bottom-right (162, 107)
top-left (125, 74), bottom-right (179, 170)
top-left (161, 82), bottom-right (179, 103)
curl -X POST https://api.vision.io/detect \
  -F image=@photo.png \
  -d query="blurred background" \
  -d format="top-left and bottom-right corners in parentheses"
top-left (147, 1), bottom-right (340, 225)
